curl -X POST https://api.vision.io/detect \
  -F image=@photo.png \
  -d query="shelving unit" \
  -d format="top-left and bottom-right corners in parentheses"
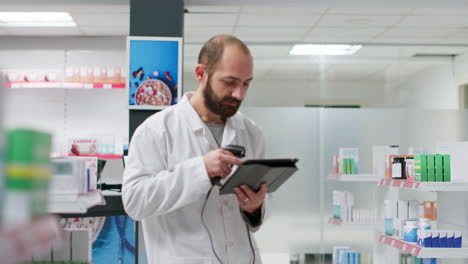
top-left (0, 215), bottom-right (62, 263)
top-left (48, 190), bottom-right (106, 214)
top-left (328, 173), bottom-right (379, 182)
top-left (379, 234), bottom-right (468, 258)
top-left (128, 105), bottom-right (170, 110)
top-left (66, 154), bottom-right (123, 160)
top-left (378, 178), bottom-right (468, 192)
top-left (328, 217), bottom-right (378, 228)
top-left (5, 81), bottom-right (125, 89)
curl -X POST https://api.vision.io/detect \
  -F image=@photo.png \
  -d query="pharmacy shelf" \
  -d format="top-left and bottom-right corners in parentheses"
top-left (378, 179), bottom-right (468, 192)
top-left (48, 190), bottom-right (106, 214)
top-left (0, 215), bottom-right (62, 263)
top-left (66, 154), bottom-right (123, 160)
top-left (128, 105), bottom-right (170, 110)
top-left (379, 234), bottom-right (468, 258)
top-left (328, 217), bottom-right (378, 228)
top-left (5, 81), bottom-right (125, 89)
top-left (328, 173), bottom-right (379, 182)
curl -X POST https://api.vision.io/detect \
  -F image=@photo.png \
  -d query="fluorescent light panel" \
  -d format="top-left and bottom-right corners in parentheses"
top-left (0, 12), bottom-right (76, 27)
top-left (290, 44), bottom-right (362, 55)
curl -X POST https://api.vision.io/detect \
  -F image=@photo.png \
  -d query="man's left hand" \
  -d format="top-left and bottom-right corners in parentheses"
top-left (234, 183), bottom-right (268, 213)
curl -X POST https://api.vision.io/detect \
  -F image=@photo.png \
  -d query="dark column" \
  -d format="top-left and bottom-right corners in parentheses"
top-left (129, 0), bottom-right (184, 139)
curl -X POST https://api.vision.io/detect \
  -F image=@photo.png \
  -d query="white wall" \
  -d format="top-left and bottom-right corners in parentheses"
top-left (183, 74), bottom-right (388, 108)
top-left (398, 64), bottom-right (458, 109)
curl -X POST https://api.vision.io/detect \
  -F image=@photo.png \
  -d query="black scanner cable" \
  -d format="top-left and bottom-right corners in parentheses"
top-left (200, 145), bottom-right (256, 264)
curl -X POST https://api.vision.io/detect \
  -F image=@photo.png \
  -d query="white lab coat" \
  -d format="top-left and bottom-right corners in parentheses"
top-left (122, 92), bottom-right (270, 264)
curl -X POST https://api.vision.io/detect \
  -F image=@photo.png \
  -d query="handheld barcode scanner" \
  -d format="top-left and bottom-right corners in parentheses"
top-left (210, 145), bottom-right (245, 186)
top-left (203, 144), bottom-right (253, 264)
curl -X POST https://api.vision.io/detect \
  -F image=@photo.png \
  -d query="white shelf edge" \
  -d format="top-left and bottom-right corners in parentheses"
top-left (378, 178), bottom-right (468, 192)
top-left (48, 190), bottom-right (106, 214)
top-left (328, 217), bottom-right (379, 228)
top-left (328, 173), bottom-right (379, 182)
top-left (128, 105), bottom-right (170, 110)
top-left (379, 234), bottom-right (468, 258)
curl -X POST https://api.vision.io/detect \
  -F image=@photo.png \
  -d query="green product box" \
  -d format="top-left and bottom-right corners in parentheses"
top-left (346, 159), bottom-right (352, 174)
top-left (443, 154), bottom-right (451, 182)
top-left (414, 155), bottom-right (422, 181)
top-left (435, 155), bottom-right (443, 182)
top-left (427, 155), bottom-right (435, 182)
top-left (415, 155), bottom-right (428, 181)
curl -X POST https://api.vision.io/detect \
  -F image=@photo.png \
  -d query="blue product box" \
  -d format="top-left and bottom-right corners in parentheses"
top-left (432, 231), bottom-right (440, 248)
top-left (421, 230), bottom-right (432, 247)
top-left (385, 218), bottom-right (393, 236)
top-left (447, 232), bottom-right (454, 248)
top-left (439, 231), bottom-right (447, 248)
top-left (333, 205), bottom-right (341, 219)
top-left (355, 252), bottom-right (360, 264)
top-left (454, 232), bottom-right (462, 248)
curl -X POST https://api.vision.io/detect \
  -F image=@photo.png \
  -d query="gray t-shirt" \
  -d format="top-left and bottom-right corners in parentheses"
top-left (206, 123), bottom-right (225, 147)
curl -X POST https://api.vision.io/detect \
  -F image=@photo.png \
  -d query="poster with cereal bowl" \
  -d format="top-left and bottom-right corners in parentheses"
top-left (127, 36), bottom-right (182, 110)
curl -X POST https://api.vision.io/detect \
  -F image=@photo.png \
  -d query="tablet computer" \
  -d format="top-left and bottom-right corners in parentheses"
top-left (219, 158), bottom-right (298, 195)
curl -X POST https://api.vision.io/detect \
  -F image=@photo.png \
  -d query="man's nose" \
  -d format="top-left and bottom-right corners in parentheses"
top-left (231, 86), bottom-right (246, 101)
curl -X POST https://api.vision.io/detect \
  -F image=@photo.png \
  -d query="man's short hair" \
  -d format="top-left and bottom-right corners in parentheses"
top-left (198, 35), bottom-right (251, 75)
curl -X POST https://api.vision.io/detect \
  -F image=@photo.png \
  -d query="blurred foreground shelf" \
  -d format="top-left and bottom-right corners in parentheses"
top-left (48, 190), bottom-right (106, 214)
top-left (0, 215), bottom-right (62, 264)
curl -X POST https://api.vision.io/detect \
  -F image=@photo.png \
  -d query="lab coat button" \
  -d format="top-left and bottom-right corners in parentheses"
top-left (223, 200), bottom-right (229, 206)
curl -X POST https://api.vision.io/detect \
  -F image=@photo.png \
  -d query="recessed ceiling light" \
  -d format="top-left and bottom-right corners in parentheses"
top-left (0, 12), bottom-right (76, 27)
top-left (289, 44), bottom-right (362, 56)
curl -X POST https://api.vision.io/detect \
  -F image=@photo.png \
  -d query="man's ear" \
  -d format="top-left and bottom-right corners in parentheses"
top-left (195, 64), bottom-right (207, 84)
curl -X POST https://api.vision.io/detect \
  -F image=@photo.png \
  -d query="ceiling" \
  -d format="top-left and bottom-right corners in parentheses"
top-left (0, 1), bottom-right (467, 82)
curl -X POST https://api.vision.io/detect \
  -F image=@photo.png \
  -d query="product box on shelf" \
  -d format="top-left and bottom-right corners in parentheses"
top-left (373, 145), bottom-right (399, 179)
top-left (68, 138), bottom-right (97, 157)
top-left (386, 155), bottom-right (413, 179)
top-left (338, 148), bottom-right (359, 174)
top-left (437, 142), bottom-right (468, 182)
top-left (50, 156), bottom-right (98, 194)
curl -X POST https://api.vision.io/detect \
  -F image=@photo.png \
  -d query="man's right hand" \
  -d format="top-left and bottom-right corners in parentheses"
top-left (203, 149), bottom-right (242, 179)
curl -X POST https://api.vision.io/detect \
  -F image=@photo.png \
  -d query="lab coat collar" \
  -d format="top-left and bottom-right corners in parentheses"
top-left (179, 92), bottom-right (247, 144)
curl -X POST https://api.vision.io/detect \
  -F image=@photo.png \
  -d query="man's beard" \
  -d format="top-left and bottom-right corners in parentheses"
top-left (203, 76), bottom-right (242, 120)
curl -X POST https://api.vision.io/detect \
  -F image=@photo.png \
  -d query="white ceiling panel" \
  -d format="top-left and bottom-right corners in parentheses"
top-left (185, 5), bottom-right (241, 13)
top-left (411, 8), bottom-right (468, 15)
top-left (248, 45), bottom-right (292, 58)
top-left (184, 26), bottom-right (233, 41)
top-left (240, 5), bottom-right (326, 15)
top-left (307, 27), bottom-right (386, 38)
top-left (237, 14), bottom-right (320, 27)
top-left (266, 63), bottom-right (320, 79)
top-left (185, 13), bottom-right (237, 27)
top-left (318, 14), bottom-right (403, 27)
top-left (328, 8), bottom-right (411, 15)
top-left (382, 28), bottom-right (459, 38)
top-left (354, 46), bottom-right (425, 58)
top-left (71, 13), bottom-right (129, 27)
top-left (80, 26), bottom-right (128, 36)
top-left (398, 15), bottom-right (468, 27)
top-left (371, 36), bottom-right (468, 44)
top-left (326, 63), bottom-right (388, 81)
top-left (419, 46), bottom-right (468, 55)
top-left (234, 26), bottom-right (308, 42)
top-left (7, 27), bottom-right (81, 36)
